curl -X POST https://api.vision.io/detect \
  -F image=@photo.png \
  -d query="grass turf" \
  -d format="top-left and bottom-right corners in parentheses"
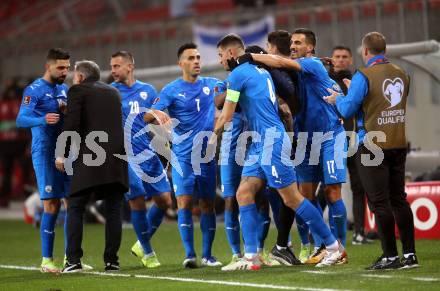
top-left (0, 220), bottom-right (439, 291)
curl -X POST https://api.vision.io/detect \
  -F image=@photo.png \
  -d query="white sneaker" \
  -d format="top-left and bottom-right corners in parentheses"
top-left (221, 256), bottom-right (261, 271)
top-left (201, 256), bottom-right (223, 267)
top-left (316, 243), bottom-right (345, 268)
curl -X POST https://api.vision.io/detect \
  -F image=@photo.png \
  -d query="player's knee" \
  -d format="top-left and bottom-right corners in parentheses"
top-left (177, 195), bottom-right (192, 210)
top-left (43, 199), bottom-right (61, 213)
top-left (128, 196), bottom-right (146, 211)
top-left (325, 185), bottom-right (342, 203)
top-left (154, 192), bottom-right (172, 210)
top-left (199, 198), bottom-right (215, 213)
top-left (236, 189), bottom-right (253, 206)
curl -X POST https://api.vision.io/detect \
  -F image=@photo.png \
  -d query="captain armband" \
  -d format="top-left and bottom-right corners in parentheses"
top-left (226, 89), bottom-right (240, 103)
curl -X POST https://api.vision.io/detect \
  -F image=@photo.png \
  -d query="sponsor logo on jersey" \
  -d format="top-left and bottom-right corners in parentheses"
top-left (152, 97), bottom-right (160, 104)
top-left (45, 185), bottom-right (52, 193)
top-left (383, 77), bottom-right (404, 108)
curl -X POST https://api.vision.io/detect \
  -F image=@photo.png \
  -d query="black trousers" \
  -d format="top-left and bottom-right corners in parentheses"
top-left (347, 155), bottom-right (367, 234)
top-left (355, 145), bottom-right (415, 257)
top-left (66, 183), bottom-right (124, 264)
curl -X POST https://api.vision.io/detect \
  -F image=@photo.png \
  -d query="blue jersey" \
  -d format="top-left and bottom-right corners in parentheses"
top-left (152, 77), bottom-right (219, 160)
top-left (296, 57), bottom-right (343, 135)
top-left (226, 62), bottom-right (284, 151)
top-left (111, 80), bottom-right (157, 156)
top-left (16, 78), bottom-right (68, 154)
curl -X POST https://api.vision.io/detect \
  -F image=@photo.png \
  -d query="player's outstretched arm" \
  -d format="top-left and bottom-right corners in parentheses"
top-left (144, 109), bottom-right (170, 125)
top-left (251, 53), bottom-right (302, 71)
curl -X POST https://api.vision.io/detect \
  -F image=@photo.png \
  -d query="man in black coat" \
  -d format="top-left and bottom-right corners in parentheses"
top-left (55, 60), bottom-right (128, 272)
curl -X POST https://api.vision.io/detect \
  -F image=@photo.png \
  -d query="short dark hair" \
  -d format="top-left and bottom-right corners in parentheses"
top-left (362, 32), bottom-right (386, 55)
top-left (111, 50), bottom-right (135, 64)
top-left (177, 43), bottom-right (198, 59)
top-left (245, 45), bottom-right (267, 54)
top-left (332, 45), bottom-right (352, 56)
top-left (46, 48), bottom-right (70, 62)
top-left (216, 33), bottom-right (245, 49)
top-left (267, 30), bottom-right (291, 56)
top-left (75, 60), bottom-right (100, 80)
top-left (292, 28), bottom-right (316, 48)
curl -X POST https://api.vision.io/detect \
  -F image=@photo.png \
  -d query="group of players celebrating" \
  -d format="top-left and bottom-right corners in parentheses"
top-left (18, 28), bottom-right (353, 273)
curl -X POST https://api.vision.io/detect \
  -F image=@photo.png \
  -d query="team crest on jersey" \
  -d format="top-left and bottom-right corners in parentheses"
top-left (203, 86), bottom-right (210, 95)
top-left (45, 185), bottom-right (52, 193)
top-left (23, 96), bottom-right (31, 105)
top-left (140, 91), bottom-right (148, 100)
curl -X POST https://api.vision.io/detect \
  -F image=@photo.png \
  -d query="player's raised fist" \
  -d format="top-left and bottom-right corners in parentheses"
top-left (45, 113), bottom-right (60, 124)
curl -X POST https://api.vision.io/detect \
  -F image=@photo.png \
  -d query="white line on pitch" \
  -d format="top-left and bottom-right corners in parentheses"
top-left (301, 271), bottom-right (332, 275)
top-left (362, 274), bottom-right (440, 282)
top-left (411, 277), bottom-right (439, 282)
top-left (0, 264), bottom-right (352, 291)
top-left (361, 274), bottom-right (394, 279)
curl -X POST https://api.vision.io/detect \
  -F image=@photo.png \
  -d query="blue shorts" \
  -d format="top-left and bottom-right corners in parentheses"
top-left (220, 156), bottom-right (243, 198)
top-left (242, 140), bottom-right (296, 189)
top-left (296, 131), bottom-right (347, 185)
top-left (32, 154), bottom-right (70, 200)
top-left (125, 155), bottom-right (171, 201)
top-left (172, 159), bottom-right (216, 199)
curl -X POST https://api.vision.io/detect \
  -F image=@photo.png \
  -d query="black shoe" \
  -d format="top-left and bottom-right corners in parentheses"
top-left (352, 232), bottom-right (373, 245)
top-left (366, 255), bottom-right (402, 270)
top-left (269, 245), bottom-right (302, 266)
top-left (105, 262), bottom-right (120, 271)
top-left (62, 262), bottom-right (83, 273)
top-left (400, 254), bottom-right (419, 269)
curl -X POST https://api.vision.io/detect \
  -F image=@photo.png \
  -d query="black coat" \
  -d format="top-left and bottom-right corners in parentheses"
top-left (63, 77), bottom-right (128, 196)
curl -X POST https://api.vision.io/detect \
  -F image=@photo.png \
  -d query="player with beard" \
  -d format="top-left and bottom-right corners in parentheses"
top-left (16, 48), bottom-right (77, 273)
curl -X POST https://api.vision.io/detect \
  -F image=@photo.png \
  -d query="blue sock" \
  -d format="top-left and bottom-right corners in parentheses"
top-left (328, 205), bottom-right (337, 239)
top-left (295, 213), bottom-right (310, 245)
top-left (147, 205), bottom-right (165, 238)
top-left (329, 199), bottom-right (347, 246)
top-left (257, 210), bottom-right (271, 250)
top-left (310, 199), bottom-right (324, 247)
top-left (201, 213), bottom-right (216, 258)
top-left (131, 210), bottom-right (153, 254)
top-left (239, 204), bottom-right (258, 255)
top-left (41, 212), bottom-right (58, 258)
top-left (177, 209), bottom-right (196, 258)
top-left (224, 210), bottom-right (241, 255)
top-left (64, 211), bottom-right (68, 254)
top-left (295, 200), bottom-right (336, 247)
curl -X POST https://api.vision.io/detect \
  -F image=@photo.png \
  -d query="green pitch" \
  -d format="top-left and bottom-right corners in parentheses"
top-left (0, 220), bottom-right (439, 291)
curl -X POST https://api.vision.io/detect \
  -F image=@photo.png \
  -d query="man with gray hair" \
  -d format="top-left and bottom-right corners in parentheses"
top-left (55, 60), bottom-right (128, 273)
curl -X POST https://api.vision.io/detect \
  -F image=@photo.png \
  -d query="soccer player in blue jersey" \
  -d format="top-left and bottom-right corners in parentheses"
top-left (144, 43), bottom-right (222, 268)
top-left (251, 28), bottom-right (349, 265)
top-left (214, 34), bottom-right (344, 271)
top-left (214, 80), bottom-right (245, 266)
top-left (110, 51), bottom-right (172, 268)
top-left (16, 48), bottom-right (71, 273)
